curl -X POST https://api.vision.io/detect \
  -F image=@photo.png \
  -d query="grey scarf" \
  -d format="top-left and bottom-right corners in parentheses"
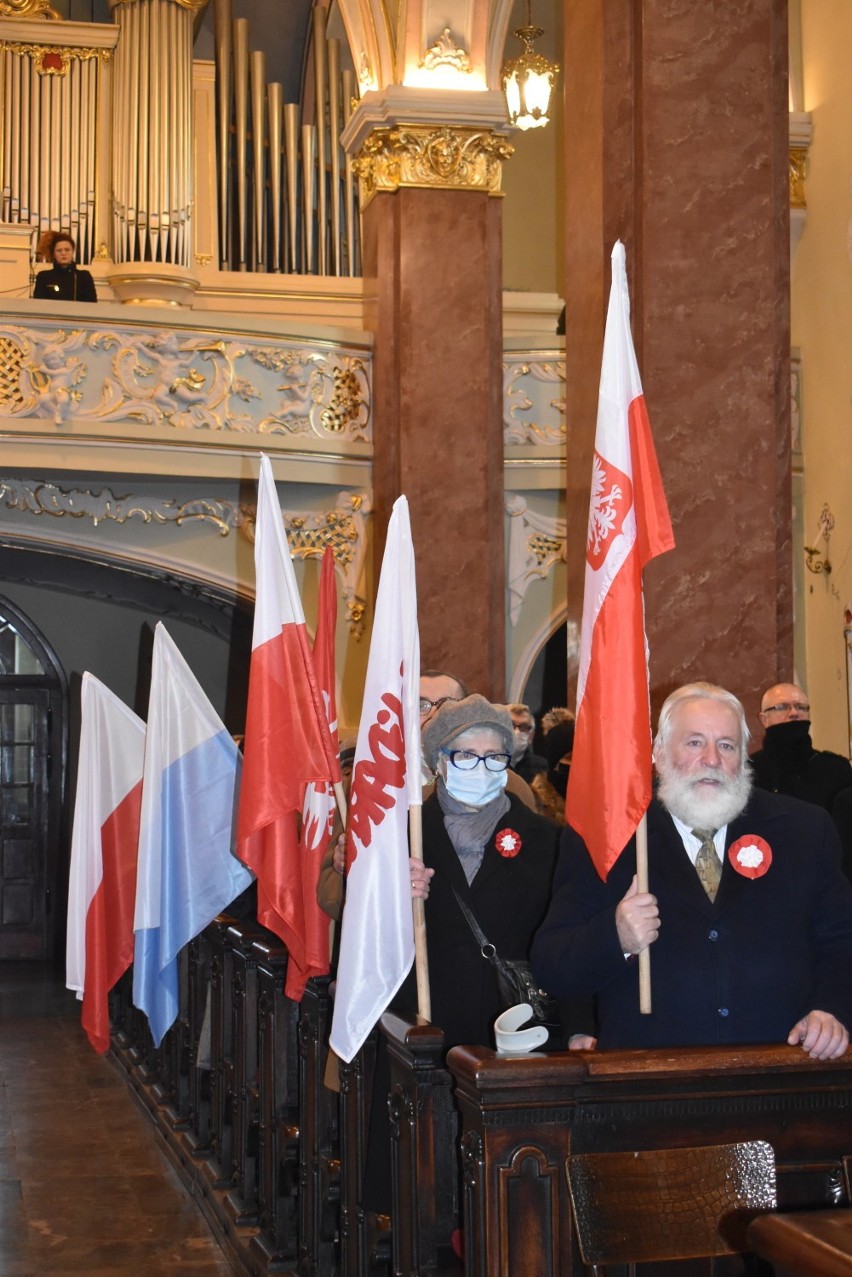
top-left (436, 778), bottom-right (511, 884)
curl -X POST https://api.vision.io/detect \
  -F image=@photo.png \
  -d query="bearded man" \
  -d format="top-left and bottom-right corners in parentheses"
top-left (532, 682), bottom-right (852, 1059)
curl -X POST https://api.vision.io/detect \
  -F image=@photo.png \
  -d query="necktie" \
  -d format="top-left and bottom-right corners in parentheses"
top-left (692, 828), bottom-right (721, 901)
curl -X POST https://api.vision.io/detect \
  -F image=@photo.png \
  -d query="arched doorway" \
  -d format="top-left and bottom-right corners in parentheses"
top-left (0, 598), bottom-right (66, 961)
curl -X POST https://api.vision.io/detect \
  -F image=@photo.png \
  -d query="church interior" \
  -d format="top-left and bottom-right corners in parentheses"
top-left (2, 0), bottom-right (852, 1272)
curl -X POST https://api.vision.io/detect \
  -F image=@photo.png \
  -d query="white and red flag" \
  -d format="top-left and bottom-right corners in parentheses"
top-left (237, 454), bottom-right (340, 997)
top-left (566, 240), bottom-right (675, 880)
top-left (294, 546), bottom-right (340, 1000)
top-left (66, 674), bottom-right (145, 1053)
top-left (329, 496), bottom-right (421, 1063)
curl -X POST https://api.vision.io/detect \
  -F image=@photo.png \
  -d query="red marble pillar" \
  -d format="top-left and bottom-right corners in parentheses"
top-left (563, 0), bottom-right (791, 727)
top-left (363, 185), bottom-right (505, 699)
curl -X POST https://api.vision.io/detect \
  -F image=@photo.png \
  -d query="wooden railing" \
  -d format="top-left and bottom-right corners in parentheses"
top-left (109, 918), bottom-right (852, 1277)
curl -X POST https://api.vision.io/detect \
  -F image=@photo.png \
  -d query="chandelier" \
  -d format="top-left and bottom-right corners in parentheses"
top-left (501, 1), bottom-right (559, 131)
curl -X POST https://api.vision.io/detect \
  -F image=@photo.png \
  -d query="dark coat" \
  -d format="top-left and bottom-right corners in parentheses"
top-left (33, 264), bottom-right (97, 302)
top-left (749, 740), bottom-right (852, 812)
top-left (393, 791), bottom-right (560, 1049)
top-left (531, 789), bottom-right (852, 1050)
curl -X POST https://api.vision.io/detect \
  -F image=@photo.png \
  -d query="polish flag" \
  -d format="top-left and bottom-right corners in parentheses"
top-left (330, 496), bottom-right (421, 1063)
top-left (237, 455), bottom-right (340, 993)
top-left (566, 241), bottom-right (675, 880)
top-left (292, 546), bottom-right (340, 1000)
top-left (66, 674), bottom-right (145, 1054)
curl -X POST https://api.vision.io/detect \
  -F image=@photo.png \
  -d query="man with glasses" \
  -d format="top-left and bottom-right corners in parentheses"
top-left (505, 702), bottom-right (547, 784)
top-left (749, 681), bottom-right (852, 815)
top-left (419, 669), bottom-right (468, 726)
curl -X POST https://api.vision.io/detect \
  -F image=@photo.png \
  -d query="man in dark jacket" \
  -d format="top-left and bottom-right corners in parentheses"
top-left (533, 681), bottom-right (852, 1059)
top-left (749, 680), bottom-right (851, 812)
top-left (33, 233), bottom-right (97, 302)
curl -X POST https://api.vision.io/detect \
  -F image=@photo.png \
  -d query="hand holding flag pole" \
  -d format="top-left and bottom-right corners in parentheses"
top-left (565, 241), bottom-right (675, 1014)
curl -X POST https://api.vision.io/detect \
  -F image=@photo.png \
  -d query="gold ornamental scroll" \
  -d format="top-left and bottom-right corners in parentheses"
top-left (352, 123), bottom-right (513, 209)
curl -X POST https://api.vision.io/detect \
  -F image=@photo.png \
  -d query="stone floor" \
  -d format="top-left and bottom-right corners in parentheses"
top-left (0, 961), bottom-right (236, 1276)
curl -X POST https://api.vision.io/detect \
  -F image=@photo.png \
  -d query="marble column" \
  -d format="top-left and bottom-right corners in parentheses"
top-left (346, 98), bottom-right (513, 699)
top-left (563, 0), bottom-right (791, 727)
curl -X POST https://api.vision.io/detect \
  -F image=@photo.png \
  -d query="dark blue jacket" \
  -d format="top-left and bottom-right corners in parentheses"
top-left (531, 789), bottom-right (852, 1050)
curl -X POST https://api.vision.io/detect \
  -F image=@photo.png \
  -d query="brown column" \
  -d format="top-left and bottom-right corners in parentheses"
top-left (361, 151), bottom-right (507, 699)
top-left (563, 0), bottom-right (791, 726)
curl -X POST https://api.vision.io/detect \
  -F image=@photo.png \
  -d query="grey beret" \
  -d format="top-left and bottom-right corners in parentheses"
top-left (421, 694), bottom-right (514, 770)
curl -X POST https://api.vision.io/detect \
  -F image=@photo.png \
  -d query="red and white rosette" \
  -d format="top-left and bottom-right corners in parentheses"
top-left (727, 834), bottom-right (772, 879)
top-left (495, 828), bottom-right (522, 858)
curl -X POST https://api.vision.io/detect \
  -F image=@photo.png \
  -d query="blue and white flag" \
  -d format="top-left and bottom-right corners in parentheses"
top-left (133, 623), bottom-right (253, 1045)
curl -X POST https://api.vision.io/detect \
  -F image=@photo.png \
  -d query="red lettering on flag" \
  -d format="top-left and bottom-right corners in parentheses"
top-left (346, 692), bottom-right (406, 866)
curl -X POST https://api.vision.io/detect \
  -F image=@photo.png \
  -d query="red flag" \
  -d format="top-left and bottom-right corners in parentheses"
top-left (66, 674), bottom-right (145, 1053)
top-left (292, 547), bottom-right (340, 999)
top-left (237, 455), bottom-right (340, 996)
top-left (566, 241), bottom-right (675, 880)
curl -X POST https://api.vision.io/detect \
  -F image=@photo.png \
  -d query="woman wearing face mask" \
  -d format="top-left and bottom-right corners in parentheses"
top-left (412, 694), bottom-right (561, 1048)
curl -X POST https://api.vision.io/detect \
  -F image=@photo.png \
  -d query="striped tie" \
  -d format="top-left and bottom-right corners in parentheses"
top-left (692, 828), bottom-right (721, 901)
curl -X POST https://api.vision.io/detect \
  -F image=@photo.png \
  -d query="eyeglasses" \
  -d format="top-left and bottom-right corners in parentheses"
top-left (512, 723), bottom-right (534, 735)
top-left (443, 749), bottom-right (511, 773)
top-left (419, 695), bottom-right (460, 714)
top-left (762, 702), bottom-right (810, 715)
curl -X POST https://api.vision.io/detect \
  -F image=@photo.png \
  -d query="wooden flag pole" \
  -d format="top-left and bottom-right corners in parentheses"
top-left (408, 803), bottom-right (431, 1022)
top-left (636, 811), bottom-right (652, 1013)
top-left (332, 779), bottom-right (347, 826)
top-left (326, 781), bottom-right (349, 958)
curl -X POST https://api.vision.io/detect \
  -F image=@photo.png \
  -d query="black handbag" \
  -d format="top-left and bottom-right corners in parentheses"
top-left (451, 886), bottom-right (559, 1027)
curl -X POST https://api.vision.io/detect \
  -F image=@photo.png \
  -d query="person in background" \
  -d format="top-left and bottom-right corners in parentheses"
top-left (749, 681), bottom-right (852, 814)
top-left (505, 702), bottom-right (547, 784)
top-left (539, 705), bottom-right (574, 736)
top-left (33, 232), bottom-right (97, 302)
top-left (531, 718), bottom-right (574, 825)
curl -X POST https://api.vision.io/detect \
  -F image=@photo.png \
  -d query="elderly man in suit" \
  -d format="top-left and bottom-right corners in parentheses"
top-left (532, 682), bottom-right (852, 1060)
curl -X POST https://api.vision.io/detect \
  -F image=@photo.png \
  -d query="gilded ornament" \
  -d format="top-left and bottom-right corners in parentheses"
top-left (420, 27), bottom-right (470, 74)
top-left (0, 0), bottom-right (60, 17)
top-left (1, 41), bottom-right (108, 72)
top-left (0, 337), bottom-right (25, 413)
top-left (353, 125), bottom-right (513, 206)
top-left (0, 478), bottom-right (245, 537)
top-left (789, 146), bottom-right (807, 210)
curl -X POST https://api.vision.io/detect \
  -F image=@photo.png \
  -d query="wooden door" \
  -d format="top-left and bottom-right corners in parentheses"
top-left (0, 688), bottom-right (51, 958)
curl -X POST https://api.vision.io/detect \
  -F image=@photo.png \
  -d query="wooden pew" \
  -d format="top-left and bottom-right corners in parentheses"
top-left (448, 1044), bottom-right (852, 1277)
top-left (298, 976), bottom-right (339, 1277)
top-left (249, 933), bottom-right (301, 1270)
top-left (383, 1012), bottom-right (459, 1275)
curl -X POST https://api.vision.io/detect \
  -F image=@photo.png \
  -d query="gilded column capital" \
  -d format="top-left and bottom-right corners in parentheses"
top-left (109, 0), bottom-right (208, 10)
top-left (353, 123), bottom-right (513, 206)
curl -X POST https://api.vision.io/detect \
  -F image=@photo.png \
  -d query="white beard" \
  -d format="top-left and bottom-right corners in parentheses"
top-left (657, 760), bottom-right (752, 830)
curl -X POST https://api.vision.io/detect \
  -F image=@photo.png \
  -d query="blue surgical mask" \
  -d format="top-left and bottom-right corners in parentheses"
top-left (440, 757), bottom-right (508, 807)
